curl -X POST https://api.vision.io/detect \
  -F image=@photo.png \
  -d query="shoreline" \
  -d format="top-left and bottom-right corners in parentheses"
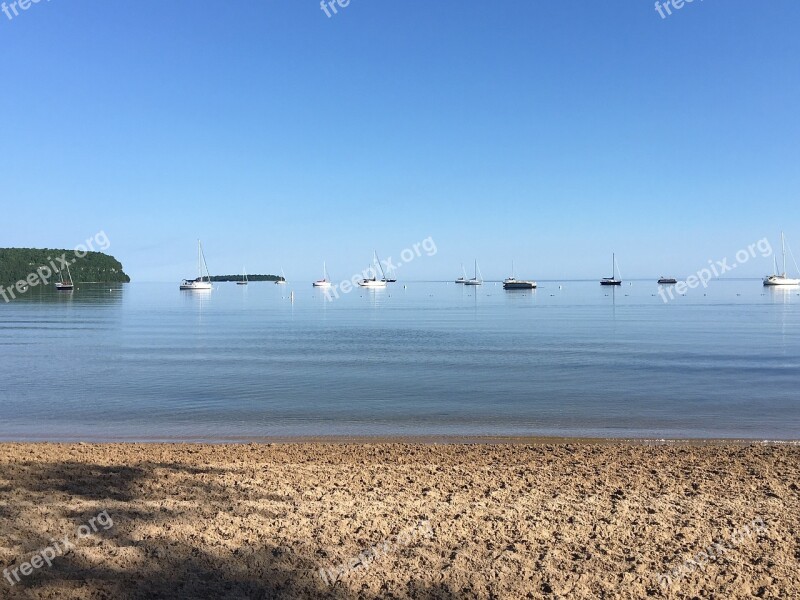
top-left (1, 435), bottom-right (798, 445)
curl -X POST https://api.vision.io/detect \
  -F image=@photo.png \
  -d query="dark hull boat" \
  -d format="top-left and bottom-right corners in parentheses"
top-left (658, 277), bottom-right (677, 284)
top-left (503, 279), bottom-right (537, 289)
top-left (55, 262), bottom-right (74, 290)
top-left (600, 253), bottom-right (622, 286)
top-left (503, 263), bottom-right (536, 289)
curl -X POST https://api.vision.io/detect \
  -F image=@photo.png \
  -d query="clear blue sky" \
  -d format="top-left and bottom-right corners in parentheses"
top-left (2, 1), bottom-right (799, 281)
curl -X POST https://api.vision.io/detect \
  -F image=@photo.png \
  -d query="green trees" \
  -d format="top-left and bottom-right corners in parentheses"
top-left (0, 248), bottom-right (131, 283)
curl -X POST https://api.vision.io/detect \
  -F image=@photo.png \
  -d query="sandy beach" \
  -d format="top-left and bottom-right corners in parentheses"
top-left (0, 442), bottom-right (797, 599)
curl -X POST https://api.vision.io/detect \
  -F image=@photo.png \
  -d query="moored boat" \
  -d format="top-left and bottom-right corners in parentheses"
top-left (313, 262), bottom-right (332, 288)
top-left (55, 262), bottom-right (74, 290)
top-left (763, 232), bottom-right (800, 286)
top-left (180, 240), bottom-right (213, 290)
top-left (359, 252), bottom-right (388, 288)
top-left (503, 262), bottom-right (536, 289)
top-left (455, 264), bottom-right (467, 284)
top-left (600, 253), bottom-right (622, 286)
top-left (464, 260), bottom-right (482, 285)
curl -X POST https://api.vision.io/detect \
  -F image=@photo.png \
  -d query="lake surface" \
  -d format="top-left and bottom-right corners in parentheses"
top-left (1, 280), bottom-right (798, 441)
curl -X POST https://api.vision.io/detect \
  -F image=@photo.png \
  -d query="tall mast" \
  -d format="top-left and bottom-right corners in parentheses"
top-left (197, 240), bottom-right (202, 280)
top-left (374, 250), bottom-right (387, 280)
top-left (782, 231), bottom-right (787, 276)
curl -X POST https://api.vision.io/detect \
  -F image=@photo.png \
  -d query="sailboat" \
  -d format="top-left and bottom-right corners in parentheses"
top-left (359, 252), bottom-right (387, 288)
top-left (455, 264), bottom-right (467, 284)
top-left (503, 261), bottom-right (537, 289)
top-left (180, 240), bottom-right (213, 290)
top-left (379, 253), bottom-right (397, 283)
top-left (313, 262), bottom-right (332, 288)
top-left (464, 260), bottom-right (482, 285)
top-left (237, 266), bottom-right (248, 285)
top-left (54, 261), bottom-right (74, 290)
top-left (274, 268), bottom-right (287, 285)
top-left (763, 232), bottom-right (800, 286)
top-left (600, 253), bottom-right (622, 286)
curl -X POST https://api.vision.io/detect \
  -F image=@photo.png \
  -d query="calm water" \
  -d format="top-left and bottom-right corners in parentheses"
top-left (1, 280), bottom-right (798, 441)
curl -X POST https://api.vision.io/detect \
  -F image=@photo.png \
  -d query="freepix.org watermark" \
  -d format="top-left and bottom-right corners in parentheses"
top-left (0, 230), bottom-right (111, 303)
top-left (654, 0), bottom-right (702, 20)
top-left (658, 238), bottom-right (772, 303)
top-left (653, 516), bottom-right (767, 590)
top-left (317, 519), bottom-right (433, 586)
top-left (323, 236), bottom-right (437, 301)
top-left (320, 0), bottom-right (351, 18)
top-left (1, 0), bottom-right (50, 22)
top-left (3, 510), bottom-right (114, 587)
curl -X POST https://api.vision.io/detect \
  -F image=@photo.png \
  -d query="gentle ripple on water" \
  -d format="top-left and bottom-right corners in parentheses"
top-left (0, 280), bottom-right (798, 441)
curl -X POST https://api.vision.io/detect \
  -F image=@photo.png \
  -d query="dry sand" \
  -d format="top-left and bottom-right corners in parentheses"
top-left (0, 442), bottom-right (797, 599)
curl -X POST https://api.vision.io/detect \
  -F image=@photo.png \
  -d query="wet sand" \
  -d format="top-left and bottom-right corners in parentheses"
top-left (0, 442), bottom-right (797, 599)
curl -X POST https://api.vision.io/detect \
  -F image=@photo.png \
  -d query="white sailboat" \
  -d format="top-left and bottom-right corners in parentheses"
top-left (455, 264), bottom-right (467, 284)
top-left (600, 253), bottom-right (622, 286)
top-left (274, 267), bottom-right (287, 285)
top-left (763, 232), bottom-right (800, 286)
top-left (376, 251), bottom-right (396, 282)
top-left (313, 262), bottom-right (332, 288)
top-left (464, 260), bottom-right (482, 285)
top-left (359, 252), bottom-right (387, 288)
top-left (180, 240), bottom-right (213, 290)
top-left (237, 266), bottom-right (248, 285)
top-left (55, 261), bottom-right (74, 290)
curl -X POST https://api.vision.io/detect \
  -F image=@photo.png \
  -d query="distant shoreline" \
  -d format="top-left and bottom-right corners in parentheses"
top-left (208, 274), bottom-right (283, 282)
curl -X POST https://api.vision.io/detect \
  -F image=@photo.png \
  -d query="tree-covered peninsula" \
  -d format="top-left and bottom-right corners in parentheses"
top-left (209, 274), bottom-right (283, 282)
top-left (0, 248), bottom-right (131, 283)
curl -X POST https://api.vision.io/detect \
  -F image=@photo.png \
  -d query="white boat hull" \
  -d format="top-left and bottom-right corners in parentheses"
top-left (358, 280), bottom-right (387, 288)
top-left (313, 281), bottom-right (331, 288)
top-left (763, 233), bottom-right (799, 287)
top-left (180, 281), bottom-right (213, 290)
top-left (763, 276), bottom-right (800, 286)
